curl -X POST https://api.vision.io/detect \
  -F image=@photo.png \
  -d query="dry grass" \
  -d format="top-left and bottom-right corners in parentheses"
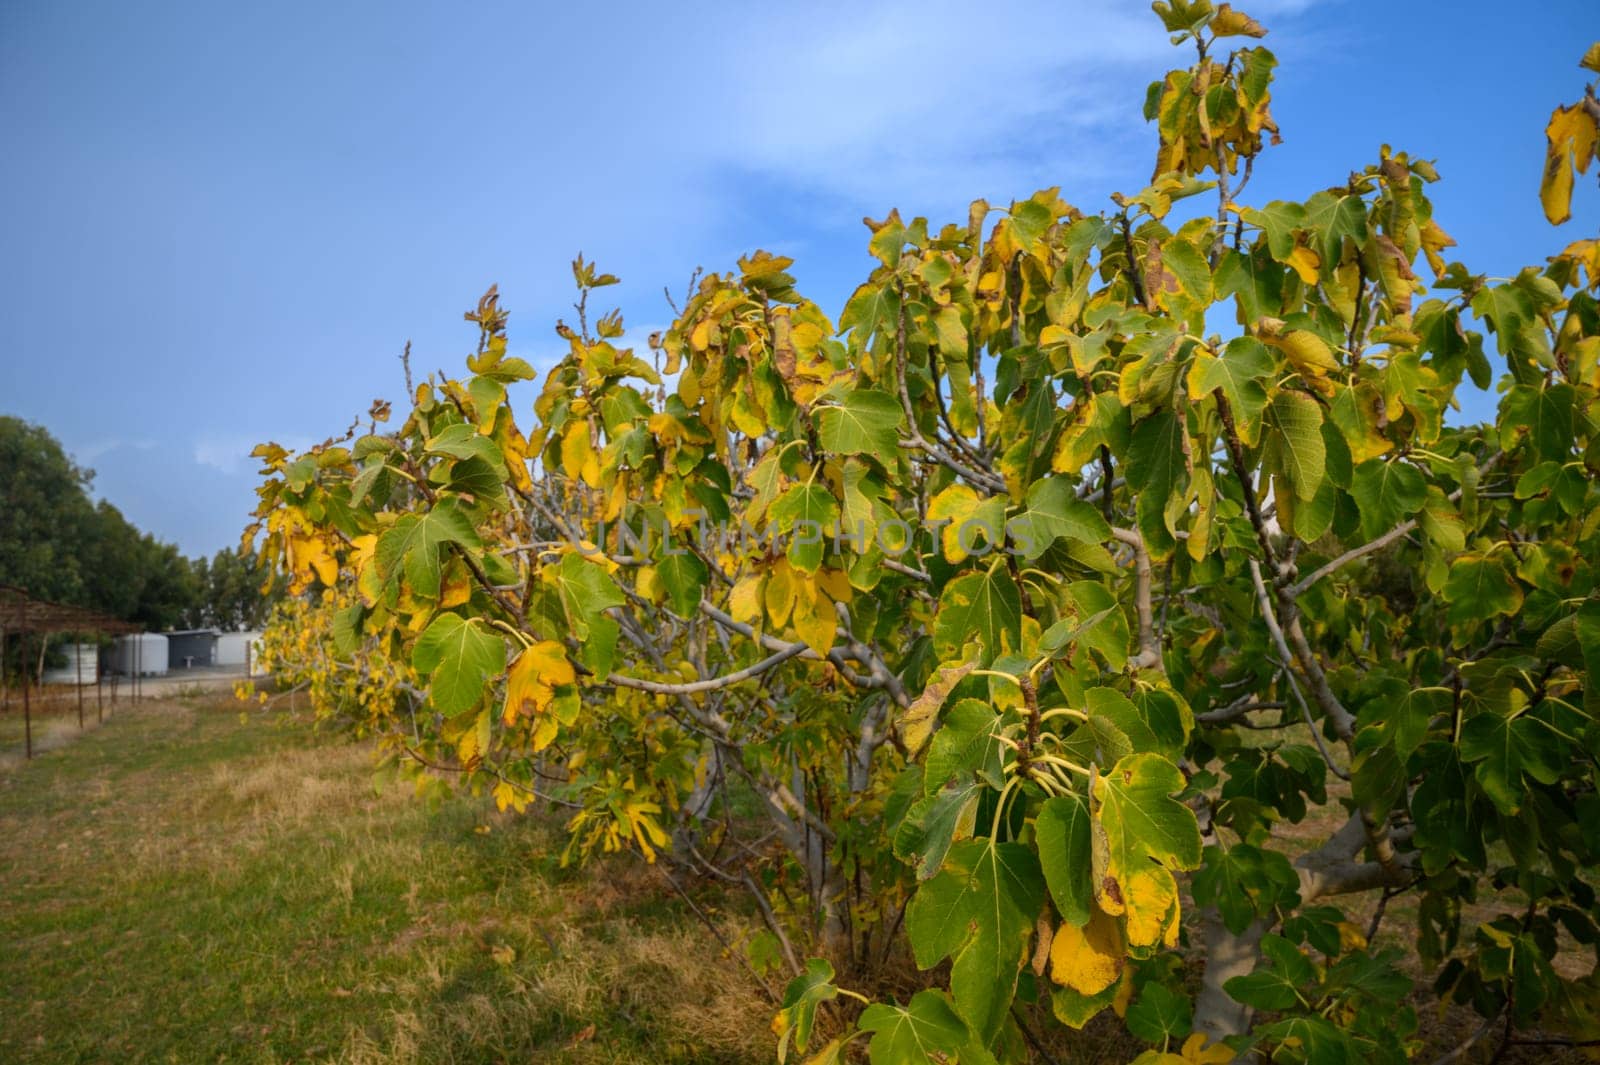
top-left (0, 693), bottom-right (772, 1064)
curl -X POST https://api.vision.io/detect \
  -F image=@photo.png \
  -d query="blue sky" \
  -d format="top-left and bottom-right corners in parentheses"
top-left (1, 0), bottom-right (1595, 557)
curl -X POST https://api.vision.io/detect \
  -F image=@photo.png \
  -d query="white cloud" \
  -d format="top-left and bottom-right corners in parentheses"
top-left (193, 434), bottom-right (311, 476)
top-left (707, 0), bottom-right (1174, 211)
top-left (589, 0), bottom-right (1324, 226)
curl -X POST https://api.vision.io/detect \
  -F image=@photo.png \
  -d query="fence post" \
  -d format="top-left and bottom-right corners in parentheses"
top-left (23, 665), bottom-right (32, 760)
top-left (76, 637), bottom-right (84, 729)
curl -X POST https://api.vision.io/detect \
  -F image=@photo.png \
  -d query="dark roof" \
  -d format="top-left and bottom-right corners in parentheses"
top-left (0, 585), bottom-right (142, 635)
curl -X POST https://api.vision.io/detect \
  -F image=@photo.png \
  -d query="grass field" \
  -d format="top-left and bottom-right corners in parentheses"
top-left (1, 693), bottom-right (1576, 1064)
top-left (0, 694), bottom-right (772, 1064)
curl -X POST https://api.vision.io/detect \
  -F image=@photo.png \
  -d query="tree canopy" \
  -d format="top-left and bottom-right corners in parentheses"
top-left (248, 6), bottom-right (1600, 1062)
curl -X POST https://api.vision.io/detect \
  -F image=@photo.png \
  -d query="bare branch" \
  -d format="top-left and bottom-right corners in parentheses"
top-left (607, 642), bottom-right (810, 695)
top-left (1249, 560), bottom-right (1350, 780)
top-left (1112, 526), bottom-right (1162, 671)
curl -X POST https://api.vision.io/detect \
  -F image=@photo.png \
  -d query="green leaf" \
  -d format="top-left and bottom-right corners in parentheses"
top-left (1304, 189), bottom-right (1368, 261)
top-left (330, 603), bottom-right (365, 657)
top-left (895, 779), bottom-right (981, 882)
top-left (1010, 477), bottom-right (1112, 562)
top-left (933, 559), bottom-right (1023, 665)
top-left (1126, 410), bottom-right (1187, 502)
top-left (1085, 685), bottom-right (1186, 760)
top-left (1224, 933), bottom-right (1314, 1011)
top-left (656, 550), bottom-right (708, 617)
top-left (1058, 580), bottom-right (1130, 668)
top-left (770, 480), bottom-right (840, 573)
top-left (1192, 842), bottom-right (1301, 935)
top-left (1126, 409), bottom-right (1189, 557)
top-left (815, 389), bottom-right (905, 463)
top-left (1442, 555), bottom-right (1523, 628)
top-left (1262, 390), bottom-right (1326, 501)
top-left (924, 698), bottom-right (1007, 792)
top-left (411, 613), bottom-right (506, 716)
top-left (839, 283), bottom-right (900, 345)
top-left (1125, 982), bottom-right (1192, 1044)
top-left (775, 958), bottom-right (838, 1062)
top-left (906, 839), bottom-right (1043, 1044)
top-left (1498, 384), bottom-right (1576, 461)
top-left (426, 422), bottom-right (506, 471)
top-left (898, 703), bottom-right (1002, 882)
top-left (1349, 459), bottom-right (1427, 538)
top-left (445, 456), bottom-right (508, 507)
top-left (1472, 282), bottom-right (1535, 357)
top-left (858, 990), bottom-right (969, 1065)
top-left (375, 499), bottom-right (483, 600)
top-left (1215, 244), bottom-right (1286, 326)
top-left (1189, 336), bottom-right (1273, 428)
top-left (1459, 711), bottom-right (1562, 814)
top-left (1257, 1016), bottom-right (1352, 1060)
top-left (1036, 794), bottom-right (1094, 926)
top-left (1242, 201), bottom-right (1309, 262)
top-left (1008, 199), bottom-right (1055, 252)
top-left (551, 552), bottom-right (625, 638)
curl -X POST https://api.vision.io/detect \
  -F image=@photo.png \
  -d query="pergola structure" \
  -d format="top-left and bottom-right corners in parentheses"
top-left (0, 585), bottom-right (144, 759)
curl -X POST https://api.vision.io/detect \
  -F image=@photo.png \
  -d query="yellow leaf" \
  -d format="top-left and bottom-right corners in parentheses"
top-left (561, 420), bottom-right (600, 486)
top-left (625, 798), bottom-right (669, 862)
top-left (1122, 865), bottom-right (1181, 949)
top-left (1266, 327), bottom-right (1341, 396)
top-left (790, 582), bottom-right (836, 657)
top-left (1179, 1032), bottom-right (1236, 1063)
top-left (1049, 906), bottom-right (1125, 996)
top-left (1419, 219), bottom-right (1456, 278)
top-left (816, 567), bottom-right (853, 603)
top-left (765, 560), bottom-right (798, 628)
top-left (440, 562), bottom-right (472, 609)
top-left (800, 1037), bottom-right (847, 1065)
top-left (1285, 242), bottom-right (1321, 285)
top-left (455, 709), bottom-right (490, 766)
top-left (504, 640), bottom-right (574, 724)
top-left (901, 660), bottom-right (975, 755)
top-left (1210, 3), bottom-right (1266, 38)
top-left (1542, 103), bottom-right (1598, 226)
top-left (1112, 965), bottom-right (1135, 1018)
top-left (927, 484), bottom-right (985, 563)
top-left (492, 778), bottom-right (532, 813)
top-left (977, 269), bottom-right (1005, 311)
top-left (689, 318), bottom-right (713, 352)
top-left (288, 532), bottom-right (337, 590)
top-left (1558, 238), bottom-right (1600, 290)
top-left (635, 565), bottom-right (664, 605)
top-left (730, 574), bottom-right (765, 625)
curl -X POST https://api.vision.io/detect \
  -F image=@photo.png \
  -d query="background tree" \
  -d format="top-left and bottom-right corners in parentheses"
top-left (181, 547), bottom-right (280, 631)
top-left (0, 415), bottom-right (97, 604)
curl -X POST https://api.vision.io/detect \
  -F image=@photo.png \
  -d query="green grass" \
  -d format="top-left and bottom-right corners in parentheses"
top-left (0, 695), bottom-right (771, 1065)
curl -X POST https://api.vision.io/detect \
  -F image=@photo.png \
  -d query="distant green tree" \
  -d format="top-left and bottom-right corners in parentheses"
top-left (0, 416), bottom-right (97, 603)
top-left (131, 537), bottom-right (198, 631)
top-left (180, 547), bottom-right (279, 631)
top-left (0, 416), bottom-right (250, 636)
